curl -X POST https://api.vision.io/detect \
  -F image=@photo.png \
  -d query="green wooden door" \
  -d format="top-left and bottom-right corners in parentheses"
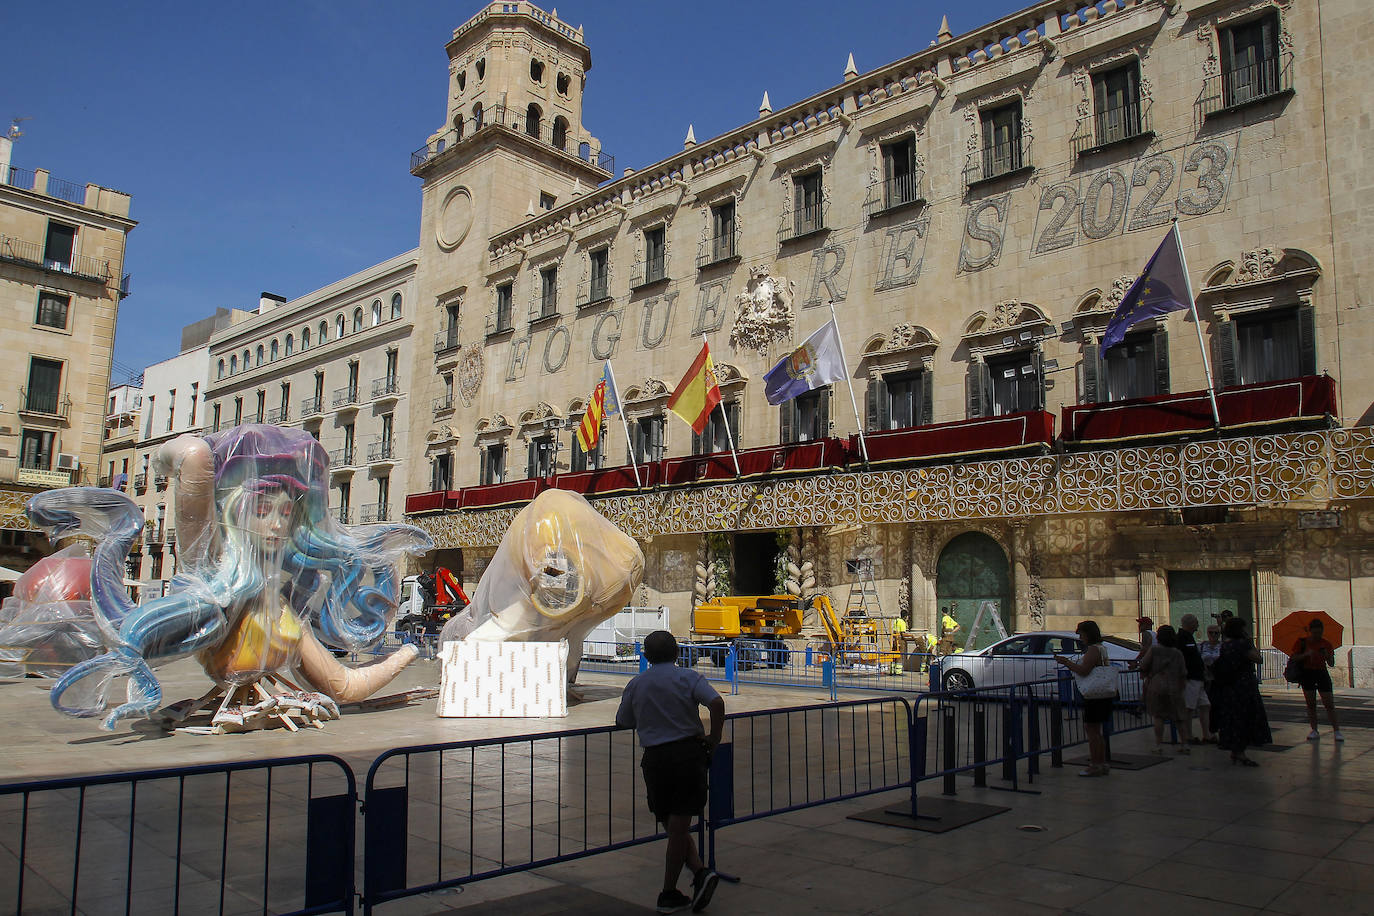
top-left (936, 533), bottom-right (1011, 650)
top-left (1167, 570), bottom-right (1253, 631)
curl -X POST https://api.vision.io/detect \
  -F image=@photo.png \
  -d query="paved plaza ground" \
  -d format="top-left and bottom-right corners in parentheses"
top-left (2, 653), bottom-right (1373, 915)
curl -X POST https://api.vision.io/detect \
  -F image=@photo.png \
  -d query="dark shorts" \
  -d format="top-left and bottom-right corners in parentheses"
top-left (1298, 666), bottom-right (1334, 693)
top-left (1083, 697), bottom-right (1114, 725)
top-left (641, 736), bottom-right (710, 821)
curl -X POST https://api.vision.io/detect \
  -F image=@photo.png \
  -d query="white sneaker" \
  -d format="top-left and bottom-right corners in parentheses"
top-left (1334, 731), bottom-right (1345, 742)
top-left (1307, 730), bottom-right (1320, 741)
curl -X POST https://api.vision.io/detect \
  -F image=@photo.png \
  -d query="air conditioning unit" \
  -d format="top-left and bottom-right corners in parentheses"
top-left (56, 453), bottom-right (80, 471)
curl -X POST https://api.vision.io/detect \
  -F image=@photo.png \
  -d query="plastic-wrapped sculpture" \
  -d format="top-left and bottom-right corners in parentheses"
top-left (0, 547), bottom-right (103, 678)
top-left (25, 424), bottom-right (433, 732)
top-left (439, 489), bottom-right (644, 684)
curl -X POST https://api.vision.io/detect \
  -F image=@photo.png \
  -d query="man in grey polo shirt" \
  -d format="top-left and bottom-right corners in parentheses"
top-left (616, 630), bottom-right (726, 914)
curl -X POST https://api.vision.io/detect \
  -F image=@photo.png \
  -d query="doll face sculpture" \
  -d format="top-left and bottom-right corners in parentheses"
top-left (440, 489), bottom-right (644, 679)
top-left (25, 424), bottom-right (434, 732)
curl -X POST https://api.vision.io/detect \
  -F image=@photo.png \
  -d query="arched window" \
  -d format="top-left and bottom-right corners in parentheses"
top-left (453, 113), bottom-right (464, 141)
top-left (525, 103), bottom-right (541, 138)
top-left (319, 320), bottom-right (329, 343)
top-left (285, 334), bottom-right (294, 356)
top-left (243, 349), bottom-right (251, 369)
top-left (302, 327), bottom-right (311, 349)
top-left (457, 70), bottom-right (466, 92)
top-left (270, 339), bottom-right (279, 361)
top-left (352, 308), bottom-right (364, 333)
top-left (391, 292), bottom-right (403, 320)
top-left (256, 344), bottom-right (265, 365)
top-left (552, 116), bottom-right (569, 151)
top-left (218, 359), bottom-right (226, 380)
top-left (336, 315), bottom-right (345, 338)
top-left (556, 72), bottom-right (570, 96)
top-left (475, 58), bottom-right (485, 80)
top-left (371, 299), bottom-right (382, 326)
top-left (530, 58), bottom-right (544, 83)
top-left (230, 354), bottom-right (238, 374)
top-left (473, 102), bottom-right (484, 130)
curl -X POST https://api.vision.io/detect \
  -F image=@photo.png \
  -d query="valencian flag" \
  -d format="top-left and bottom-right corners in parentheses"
top-left (667, 341), bottom-right (722, 435)
top-left (576, 361), bottom-right (620, 453)
top-left (763, 318), bottom-right (847, 405)
top-left (1100, 223), bottom-right (1194, 356)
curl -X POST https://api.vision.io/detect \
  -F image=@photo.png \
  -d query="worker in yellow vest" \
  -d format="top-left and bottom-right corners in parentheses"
top-left (888, 617), bottom-right (908, 675)
top-left (938, 611), bottom-right (961, 655)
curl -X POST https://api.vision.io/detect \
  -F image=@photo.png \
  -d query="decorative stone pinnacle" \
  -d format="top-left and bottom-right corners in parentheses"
top-left (759, 91), bottom-right (772, 115)
top-left (684, 124), bottom-right (696, 147)
top-left (844, 53), bottom-right (858, 80)
top-left (525, 199), bottom-right (535, 217)
top-left (938, 15), bottom-right (953, 43)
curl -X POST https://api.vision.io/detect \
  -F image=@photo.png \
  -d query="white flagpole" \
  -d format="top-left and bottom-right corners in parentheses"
top-left (605, 360), bottom-right (642, 488)
top-left (828, 300), bottom-right (869, 465)
top-left (704, 335), bottom-right (743, 478)
top-left (1173, 220), bottom-right (1220, 429)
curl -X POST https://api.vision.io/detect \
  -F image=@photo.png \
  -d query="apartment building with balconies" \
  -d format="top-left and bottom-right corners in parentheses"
top-left (0, 133), bottom-right (135, 571)
top-left (205, 252), bottom-right (418, 529)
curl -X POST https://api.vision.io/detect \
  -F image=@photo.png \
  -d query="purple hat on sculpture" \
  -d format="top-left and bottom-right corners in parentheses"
top-left (207, 424), bottom-right (330, 501)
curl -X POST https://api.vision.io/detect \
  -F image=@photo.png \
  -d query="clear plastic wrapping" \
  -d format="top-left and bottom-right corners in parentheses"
top-left (0, 546), bottom-right (103, 678)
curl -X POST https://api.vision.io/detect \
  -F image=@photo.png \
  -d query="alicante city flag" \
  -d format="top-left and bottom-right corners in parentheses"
top-left (763, 318), bottom-right (847, 405)
top-left (576, 361), bottom-right (620, 453)
top-left (1100, 223), bottom-right (1193, 356)
top-left (667, 341), bottom-right (722, 435)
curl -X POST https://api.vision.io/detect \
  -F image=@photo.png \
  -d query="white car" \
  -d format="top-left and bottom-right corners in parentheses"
top-left (933, 631), bottom-right (1140, 693)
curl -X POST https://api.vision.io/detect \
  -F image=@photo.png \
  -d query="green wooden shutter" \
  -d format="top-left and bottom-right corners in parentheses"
top-left (1297, 304), bottom-right (1317, 377)
top-left (1153, 327), bottom-right (1171, 394)
top-left (1216, 319), bottom-right (1238, 388)
top-left (1083, 342), bottom-right (1101, 403)
top-left (966, 362), bottom-right (985, 418)
top-left (920, 370), bottom-right (934, 425)
top-left (867, 375), bottom-right (888, 431)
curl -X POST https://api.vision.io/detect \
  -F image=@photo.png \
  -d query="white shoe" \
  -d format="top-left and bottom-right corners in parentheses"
top-left (1334, 731), bottom-right (1345, 742)
top-left (1307, 730), bottom-right (1320, 741)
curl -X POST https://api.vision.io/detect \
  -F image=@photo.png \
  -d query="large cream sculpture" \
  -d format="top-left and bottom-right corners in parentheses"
top-left (24, 425), bottom-right (431, 733)
top-left (438, 489), bottom-right (645, 686)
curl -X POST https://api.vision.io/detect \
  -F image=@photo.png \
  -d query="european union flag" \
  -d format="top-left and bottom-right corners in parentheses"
top-left (1100, 224), bottom-right (1194, 357)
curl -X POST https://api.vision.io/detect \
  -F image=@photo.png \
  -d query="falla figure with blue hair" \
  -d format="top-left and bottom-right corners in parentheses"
top-left (27, 424), bottom-right (432, 733)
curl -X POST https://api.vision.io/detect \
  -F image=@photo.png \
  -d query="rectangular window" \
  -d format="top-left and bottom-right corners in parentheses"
top-left (212, 403), bottom-right (222, 433)
top-left (313, 372), bottom-right (325, 401)
top-left (189, 383), bottom-right (198, 425)
top-left (233, 397), bottom-right (243, 425)
top-left (540, 265), bottom-right (558, 318)
top-left (1235, 307), bottom-right (1303, 385)
top-left (255, 390), bottom-right (266, 424)
top-left (496, 283), bottom-right (514, 332)
top-left (880, 137), bottom-right (918, 209)
top-left (711, 201), bottom-right (736, 261)
top-left (43, 222), bottom-right (76, 269)
top-left (794, 171), bottom-right (823, 236)
top-left (482, 444), bottom-right (506, 485)
top-left (347, 362), bottom-right (359, 392)
top-left (343, 423), bottom-right (355, 465)
top-left (1099, 332), bottom-right (1162, 401)
top-left (539, 192), bottom-right (557, 211)
top-left (35, 292), bottom-right (71, 329)
top-left (166, 389), bottom-right (176, 431)
top-left (783, 388), bottom-right (830, 443)
top-left (25, 358), bottom-right (63, 414)
top-left (376, 476), bottom-right (390, 519)
top-left (980, 102), bottom-right (1023, 180)
top-left (589, 248), bottom-right (609, 303)
top-left (632, 415), bottom-right (665, 464)
top-left (645, 227), bottom-right (666, 283)
top-left (695, 401), bottom-right (739, 455)
top-left (1092, 63), bottom-right (1142, 146)
top-left (884, 372), bottom-right (925, 430)
top-left (1221, 13), bottom-right (1281, 106)
top-left (20, 430), bottom-right (54, 470)
top-left (987, 351), bottom-right (1042, 416)
top-left (338, 481), bottom-right (351, 512)
top-left (432, 453), bottom-right (453, 491)
top-left (572, 425), bottom-right (603, 471)
top-left (527, 435), bottom-right (555, 478)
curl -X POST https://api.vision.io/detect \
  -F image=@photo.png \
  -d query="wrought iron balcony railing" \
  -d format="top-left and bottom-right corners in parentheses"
top-left (329, 447), bottom-right (356, 468)
top-left (0, 234), bottom-right (111, 282)
top-left (778, 203), bottom-right (829, 243)
top-left (360, 503), bottom-right (390, 524)
top-left (1071, 99), bottom-right (1154, 157)
top-left (18, 388), bottom-right (72, 419)
top-left (332, 386), bottom-right (359, 409)
top-left (300, 396), bottom-right (323, 418)
top-left (367, 440), bottom-right (397, 463)
top-left (863, 172), bottom-right (926, 219)
top-left (433, 394), bottom-right (455, 413)
top-left (486, 310), bottom-right (515, 337)
top-left (576, 275), bottom-right (612, 308)
top-left (630, 254), bottom-right (669, 289)
top-left (964, 135), bottom-right (1034, 187)
top-left (266, 406), bottom-right (289, 424)
top-left (697, 228), bottom-right (741, 269)
top-left (372, 377), bottom-right (401, 400)
top-left (333, 506), bottom-right (352, 525)
top-left (1197, 52), bottom-right (1293, 119)
top-left (434, 327), bottom-right (460, 353)
top-left (133, 473), bottom-right (148, 490)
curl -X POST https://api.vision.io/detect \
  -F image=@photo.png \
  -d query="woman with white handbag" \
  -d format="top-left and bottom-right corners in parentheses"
top-left (1054, 620), bottom-right (1118, 777)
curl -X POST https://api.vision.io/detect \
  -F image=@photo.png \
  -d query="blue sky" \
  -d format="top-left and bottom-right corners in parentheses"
top-left (3, 0), bottom-right (1020, 382)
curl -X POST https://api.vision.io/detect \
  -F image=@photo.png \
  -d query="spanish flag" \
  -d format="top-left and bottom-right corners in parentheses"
top-left (576, 362), bottom-right (617, 453)
top-left (667, 341), bottom-right (722, 435)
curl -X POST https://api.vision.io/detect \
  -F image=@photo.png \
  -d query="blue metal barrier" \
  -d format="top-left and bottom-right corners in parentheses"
top-left (0, 755), bottom-right (357, 916)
